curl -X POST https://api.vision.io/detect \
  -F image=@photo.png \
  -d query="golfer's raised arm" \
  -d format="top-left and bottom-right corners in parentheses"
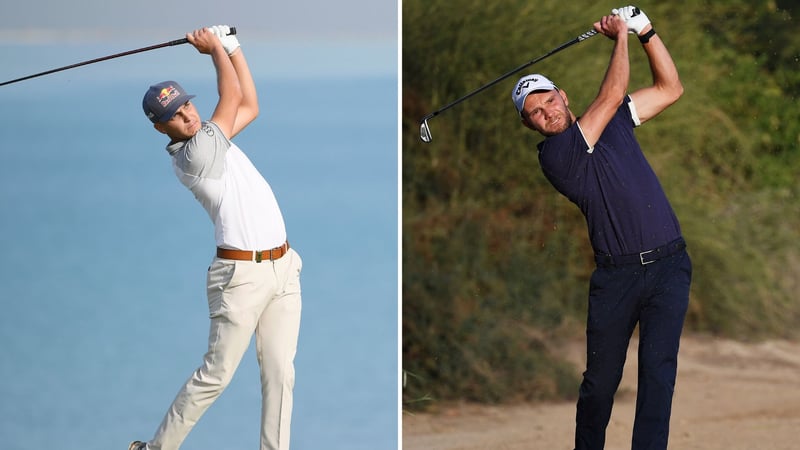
top-left (208, 25), bottom-right (259, 137)
top-left (625, 9), bottom-right (684, 124)
top-left (576, 14), bottom-right (630, 148)
top-left (229, 51), bottom-right (258, 136)
top-left (187, 27), bottom-right (242, 138)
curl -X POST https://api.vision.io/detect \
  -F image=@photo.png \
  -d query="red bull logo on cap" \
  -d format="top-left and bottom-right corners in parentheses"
top-left (157, 85), bottom-right (180, 107)
top-left (143, 81), bottom-right (194, 123)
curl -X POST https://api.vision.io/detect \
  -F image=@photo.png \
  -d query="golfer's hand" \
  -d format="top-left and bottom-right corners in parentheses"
top-left (208, 25), bottom-right (240, 56)
top-left (594, 14), bottom-right (628, 41)
top-left (186, 28), bottom-right (223, 55)
top-left (613, 6), bottom-right (651, 35)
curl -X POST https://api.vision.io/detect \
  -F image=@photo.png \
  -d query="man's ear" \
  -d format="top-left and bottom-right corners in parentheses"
top-left (153, 122), bottom-right (167, 135)
top-left (560, 89), bottom-right (569, 107)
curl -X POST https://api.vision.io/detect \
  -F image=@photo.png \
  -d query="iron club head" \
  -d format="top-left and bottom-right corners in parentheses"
top-left (420, 118), bottom-right (433, 143)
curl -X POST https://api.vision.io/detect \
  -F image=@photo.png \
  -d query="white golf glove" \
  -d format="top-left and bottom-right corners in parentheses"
top-left (208, 24), bottom-right (240, 55)
top-left (612, 6), bottom-right (651, 35)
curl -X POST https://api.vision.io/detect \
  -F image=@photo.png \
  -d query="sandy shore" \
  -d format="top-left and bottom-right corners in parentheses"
top-left (403, 334), bottom-right (800, 449)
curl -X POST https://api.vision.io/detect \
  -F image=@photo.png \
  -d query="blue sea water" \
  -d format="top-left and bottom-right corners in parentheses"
top-left (0, 43), bottom-right (398, 449)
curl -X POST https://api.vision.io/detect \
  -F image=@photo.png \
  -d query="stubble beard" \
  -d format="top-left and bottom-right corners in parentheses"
top-left (539, 114), bottom-right (573, 137)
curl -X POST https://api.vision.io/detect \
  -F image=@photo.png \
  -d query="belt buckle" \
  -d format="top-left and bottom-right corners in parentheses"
top-left (639, 249), bottom-right (656, 265)
top-left (255, 251), bottom-right (263, 263)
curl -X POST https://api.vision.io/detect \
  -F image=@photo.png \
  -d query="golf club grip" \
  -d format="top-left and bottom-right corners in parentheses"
top-left (171, 27), bottom-right (238, 46)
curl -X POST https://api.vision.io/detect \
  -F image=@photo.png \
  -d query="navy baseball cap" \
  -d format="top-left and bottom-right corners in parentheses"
top-left (142, 80), bottom-right (195, 123)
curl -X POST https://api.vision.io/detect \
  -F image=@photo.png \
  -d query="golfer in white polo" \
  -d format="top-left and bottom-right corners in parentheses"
top-left (129, 25), bottom-right (302, 450)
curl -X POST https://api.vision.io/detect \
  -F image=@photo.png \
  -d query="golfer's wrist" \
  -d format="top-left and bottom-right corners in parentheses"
top-left (638, 27), bottom-right (656, 44)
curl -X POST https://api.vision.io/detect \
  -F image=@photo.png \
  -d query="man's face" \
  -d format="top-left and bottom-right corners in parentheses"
top-left (154, 101), bottom-right (202, 141)
top-left (520, 89), bottom-right (573, 136)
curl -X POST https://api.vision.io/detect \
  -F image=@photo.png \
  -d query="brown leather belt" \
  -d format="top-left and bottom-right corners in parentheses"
top-left (216, 241), bottom-right (290, 263)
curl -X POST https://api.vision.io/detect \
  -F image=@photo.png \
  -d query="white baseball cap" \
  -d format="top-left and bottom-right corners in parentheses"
top-left (511, 74), bottom-right (558, 116)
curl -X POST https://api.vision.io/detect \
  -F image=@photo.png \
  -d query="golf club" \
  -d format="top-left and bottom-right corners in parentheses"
top-left (0, 27), bottom-right (237, 87)
top-left (419, 28), bottom-right (598, 143)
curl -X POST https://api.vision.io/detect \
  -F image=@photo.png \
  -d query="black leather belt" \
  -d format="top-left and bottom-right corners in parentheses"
top-left (594, 238), bottom-right (686, 267)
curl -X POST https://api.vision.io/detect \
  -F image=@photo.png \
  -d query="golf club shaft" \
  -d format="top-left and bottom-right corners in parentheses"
top-left (420, 28), bottom-right (598, 142)
top-left (0, 27), bottom-right (237, 87)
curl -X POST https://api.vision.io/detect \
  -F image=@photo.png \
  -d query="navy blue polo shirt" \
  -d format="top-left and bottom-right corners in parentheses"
top-left (537, 96), bottom-right (681, 256)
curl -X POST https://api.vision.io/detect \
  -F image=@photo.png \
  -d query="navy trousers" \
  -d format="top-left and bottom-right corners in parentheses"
top-left (574, 249), bottom-right (691, 450)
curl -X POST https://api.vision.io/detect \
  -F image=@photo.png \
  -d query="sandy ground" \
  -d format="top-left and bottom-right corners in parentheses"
top-left (402, 334), bottom-right (800, 450)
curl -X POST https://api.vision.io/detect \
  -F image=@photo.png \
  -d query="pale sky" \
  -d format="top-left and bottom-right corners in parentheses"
top-left (0, 0), bottom-right (398, 43)
top-left (0, 0), bottom-right (398, 80)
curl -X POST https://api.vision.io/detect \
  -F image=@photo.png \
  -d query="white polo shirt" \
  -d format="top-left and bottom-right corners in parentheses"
top-left (166, 121), bottom-right (286, 251)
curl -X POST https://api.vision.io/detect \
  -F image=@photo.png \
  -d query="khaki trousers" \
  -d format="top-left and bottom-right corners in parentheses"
top-left (147, 248), bottom-right (302, 450)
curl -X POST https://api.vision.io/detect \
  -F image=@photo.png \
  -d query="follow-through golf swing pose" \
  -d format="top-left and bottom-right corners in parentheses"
top-left (129, 25), bottom-right (302, 450)
top-left (512, 6), bottom-right (689, 450)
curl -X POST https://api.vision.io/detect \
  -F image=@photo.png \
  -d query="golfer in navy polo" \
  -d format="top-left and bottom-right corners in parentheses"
top-left (512, 7), bottom-right (690, 450)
